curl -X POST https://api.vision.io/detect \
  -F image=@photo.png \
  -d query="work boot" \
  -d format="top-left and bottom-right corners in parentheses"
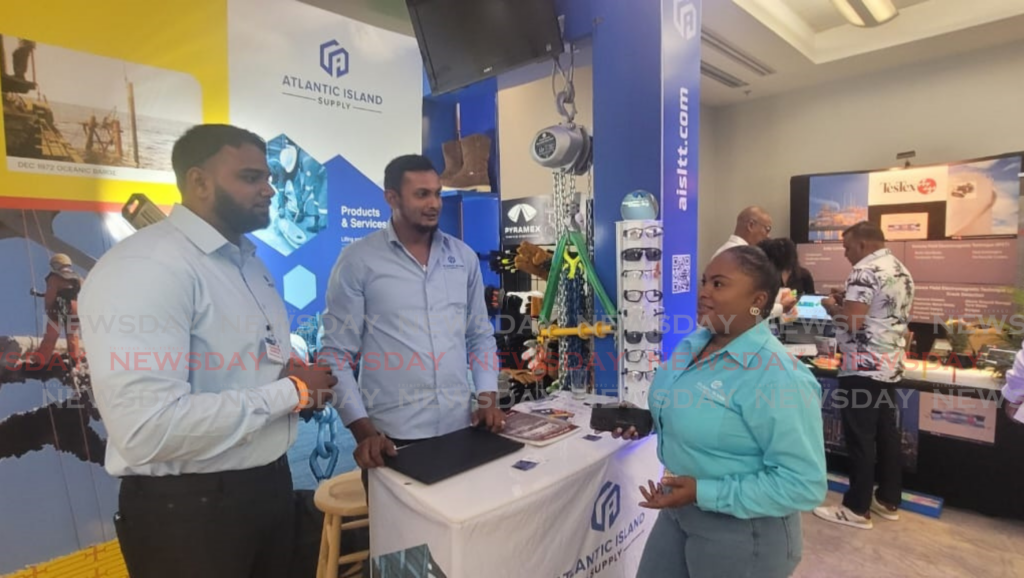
top-left (439, 139), bottom-right (463, 182)
top-left (442, 133), bottom-right (492, 192)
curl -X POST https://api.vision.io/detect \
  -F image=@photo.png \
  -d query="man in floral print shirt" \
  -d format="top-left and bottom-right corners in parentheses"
top-left (814, 221), bottom-right (915, 530)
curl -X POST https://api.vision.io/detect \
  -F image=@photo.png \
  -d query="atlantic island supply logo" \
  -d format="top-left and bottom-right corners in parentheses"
top-left (319, 40), bottom-right (349, 78)
top-left (591, 481), bottom-right (622, 532)
top-left (674, 0), bottom-right (698, 40)
top-left (280, 39), bottom-right (382, 112)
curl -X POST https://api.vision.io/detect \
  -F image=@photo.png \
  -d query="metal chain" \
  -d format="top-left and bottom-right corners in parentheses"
top-left (557, 170), bottom-right (588, 392)
top-left (309, 406), bottom-right (340, 483)
top-left (566, 173), bottom-right (585, 391)
top-left (583, 173), bottom-right (595, 392)
top-left (553, 170), bottom-right (570, 386)
top-left (547, 167), bottom-right (596, 393)
top-left (585, 170), bottom-right (595, 324)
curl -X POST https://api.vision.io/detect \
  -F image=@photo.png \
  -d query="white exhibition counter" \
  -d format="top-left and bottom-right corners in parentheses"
top-left (901, 364), bottom-right (1002, 391)
top-left (368, 394), bottom-right (662, 578)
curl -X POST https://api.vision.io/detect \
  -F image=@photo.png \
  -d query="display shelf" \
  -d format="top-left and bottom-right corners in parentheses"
top-left (615, 220), bottom-right (664, 407)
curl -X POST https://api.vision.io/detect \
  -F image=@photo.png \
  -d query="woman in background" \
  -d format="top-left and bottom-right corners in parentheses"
top-left (760, 237), bottom-right (815, 296)
top-left (615, 246), bottom-right (827, 578)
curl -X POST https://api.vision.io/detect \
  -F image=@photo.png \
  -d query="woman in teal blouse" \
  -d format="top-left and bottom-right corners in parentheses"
top-left (616, 246), bottom-right (827, 578)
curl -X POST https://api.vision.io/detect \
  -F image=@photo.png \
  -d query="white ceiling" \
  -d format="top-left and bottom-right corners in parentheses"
top-left (301, 0), bottom-right (412, 36)
top-left (704, 0), bottom-right (1024, 106)
top-left (786, 0), bottom-right (929, 33)
top-left (302, 0), bottom-right (1024, 108)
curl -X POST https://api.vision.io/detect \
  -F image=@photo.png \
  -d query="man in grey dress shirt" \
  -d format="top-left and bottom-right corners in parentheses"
top-left (320, 155), bottom-right (504, 476)
top-left (79, 124), bottom-right (337, 578)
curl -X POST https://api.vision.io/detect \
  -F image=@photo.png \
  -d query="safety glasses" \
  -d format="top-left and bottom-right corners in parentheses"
top-left (624, 330), bottom-right (663, 345)
top-left (622, 226), bottom-right (663, 240)
top-left (622, 369), bottom-right (657, 381)
top-left (623, 289), bottom-right (663, 303)
top-left (621, 248), bottom-right (662, 262)
top-left (624, 349), bottom-right (661, 363)
top-left (621, 269), bottom-right (657, 280)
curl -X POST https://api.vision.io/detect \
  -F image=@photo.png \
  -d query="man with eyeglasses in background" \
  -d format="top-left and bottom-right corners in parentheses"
top-left (711, 206), bottom-right (796, 319)
top-left (712, 206), bottom-right (773, 259)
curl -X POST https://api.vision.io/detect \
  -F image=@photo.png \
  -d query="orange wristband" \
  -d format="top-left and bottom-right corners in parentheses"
top-left (288, 376), bottom-right (310, 412)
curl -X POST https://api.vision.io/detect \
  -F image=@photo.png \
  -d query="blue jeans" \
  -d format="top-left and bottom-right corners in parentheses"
top-left (637, 505), bottom-right (803, 578)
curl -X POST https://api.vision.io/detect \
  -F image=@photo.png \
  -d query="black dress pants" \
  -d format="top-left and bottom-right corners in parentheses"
top-left (114, 456), bottom-right (295, 578)
top-left (839, 375), bottom-right (903, 515)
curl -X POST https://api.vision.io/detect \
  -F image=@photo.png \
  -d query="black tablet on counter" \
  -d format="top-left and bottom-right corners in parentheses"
top-left (383, 427), bottom-right (524, 485)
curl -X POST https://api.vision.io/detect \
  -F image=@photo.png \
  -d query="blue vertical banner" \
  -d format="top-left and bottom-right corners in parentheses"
top-left (591, 0), bottom-right (701, 393)
top-left (592, 0), bottom-right (662, 394)
top-left (660, 0), bottom-right (701, 355)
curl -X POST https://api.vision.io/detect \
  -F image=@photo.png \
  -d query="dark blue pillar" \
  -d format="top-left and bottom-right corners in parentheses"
top-left (590, 0), bottom-right (701, 394)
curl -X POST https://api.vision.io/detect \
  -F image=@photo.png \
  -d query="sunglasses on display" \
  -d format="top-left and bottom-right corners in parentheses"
top-left (621, 269), bottom-right (657, 280)
top-left (623, 289), bottom-right (663, 303)
top-left (624, 349), bottom-right (661, 363)
top-left (622, 226), bottom-right (663, 240)
top-left (622, 369), bottom-right (657, 381)
top-left (624, 330), bottom-right (663, 345)
top-left (621, 248), bottom-right (662, 262)
top-left (622, 307), bottom-right (665, 319)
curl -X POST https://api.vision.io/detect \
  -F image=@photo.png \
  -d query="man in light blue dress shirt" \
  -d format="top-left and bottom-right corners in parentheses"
top-left (79, 125), bottom-right (337, 578)
top-left (319, 155), bottom-right (503, 473)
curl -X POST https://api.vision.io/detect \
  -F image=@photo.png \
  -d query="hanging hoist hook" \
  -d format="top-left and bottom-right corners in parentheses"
top-left (552, 45), bottom-right (577, 125)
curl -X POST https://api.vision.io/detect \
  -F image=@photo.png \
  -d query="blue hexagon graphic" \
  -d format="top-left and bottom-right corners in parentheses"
top-left (319, 40), bottom-right (349, 78)
top-left (254, 134), bottom-right (329, 257)
top-left (283, 265), bottom-right (317, 310)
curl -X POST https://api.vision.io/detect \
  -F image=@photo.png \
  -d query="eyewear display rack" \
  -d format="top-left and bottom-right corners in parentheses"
top-left (615, 220), bottom-right (664, 407)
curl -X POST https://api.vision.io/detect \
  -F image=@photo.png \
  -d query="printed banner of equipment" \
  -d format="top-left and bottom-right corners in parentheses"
top-left (0, 0), bottom-right (421, 574)
top-left (805, 155), bottom-right (1021, 243)
top-left (1, 35), bottom-right (201, 184)
top-left (227, 0), bottom-right (422, 333)
top-left (795, 153), bottom-right (1023, 324)
top-left (0, 204), bottom-right (121, 574)
top-left (918, 392), bottom-right (998, 445)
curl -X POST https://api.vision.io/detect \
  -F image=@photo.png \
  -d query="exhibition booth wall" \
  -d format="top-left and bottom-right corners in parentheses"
top-left (4, 0), bottom-right (1020, 574)
top-left (701, 38), bottom-right (1024, 270)
top-left (496, 38), bottom-right (1024, 273)
top-left (0, 0), bottom-right (423, 574)
top-left (496, 49), bottom-right (717, 256)
top-left (487, 15), bottom-right (1024, 521)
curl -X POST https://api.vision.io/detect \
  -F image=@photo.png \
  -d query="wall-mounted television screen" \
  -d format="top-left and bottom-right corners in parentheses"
top-left (407, 0), bottom-right (563, 95)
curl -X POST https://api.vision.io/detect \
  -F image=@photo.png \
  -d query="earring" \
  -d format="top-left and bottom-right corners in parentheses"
top-left (749, 306), bottom-right (761, 317)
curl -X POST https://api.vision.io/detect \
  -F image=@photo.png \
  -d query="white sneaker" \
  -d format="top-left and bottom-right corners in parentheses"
top-left (813, 505), bottom-right (873, 530)
top-left (871, 496), bottom-right (900, 521)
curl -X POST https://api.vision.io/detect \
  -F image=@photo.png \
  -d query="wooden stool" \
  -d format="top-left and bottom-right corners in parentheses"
top-left (314, 470), bottom-right (369, 578)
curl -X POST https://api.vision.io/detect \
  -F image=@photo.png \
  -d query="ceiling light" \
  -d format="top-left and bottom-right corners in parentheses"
top-left (831, 0), bottom-right (899, 28)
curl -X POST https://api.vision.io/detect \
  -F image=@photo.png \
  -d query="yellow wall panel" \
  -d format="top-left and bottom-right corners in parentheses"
top-left (2, 540), bottom-right (127, 578)
top-left (1, 0), bottom-right (228, 205)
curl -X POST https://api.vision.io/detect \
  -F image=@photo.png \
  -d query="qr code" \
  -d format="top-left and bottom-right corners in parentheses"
top-left (672, 254), bottom-right (691, 294)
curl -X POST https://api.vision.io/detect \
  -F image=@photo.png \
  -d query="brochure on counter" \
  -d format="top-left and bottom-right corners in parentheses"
top-left (500, 410), bottom-right (580, 447)
top-left (502, 392), bottom-right (621, 447)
